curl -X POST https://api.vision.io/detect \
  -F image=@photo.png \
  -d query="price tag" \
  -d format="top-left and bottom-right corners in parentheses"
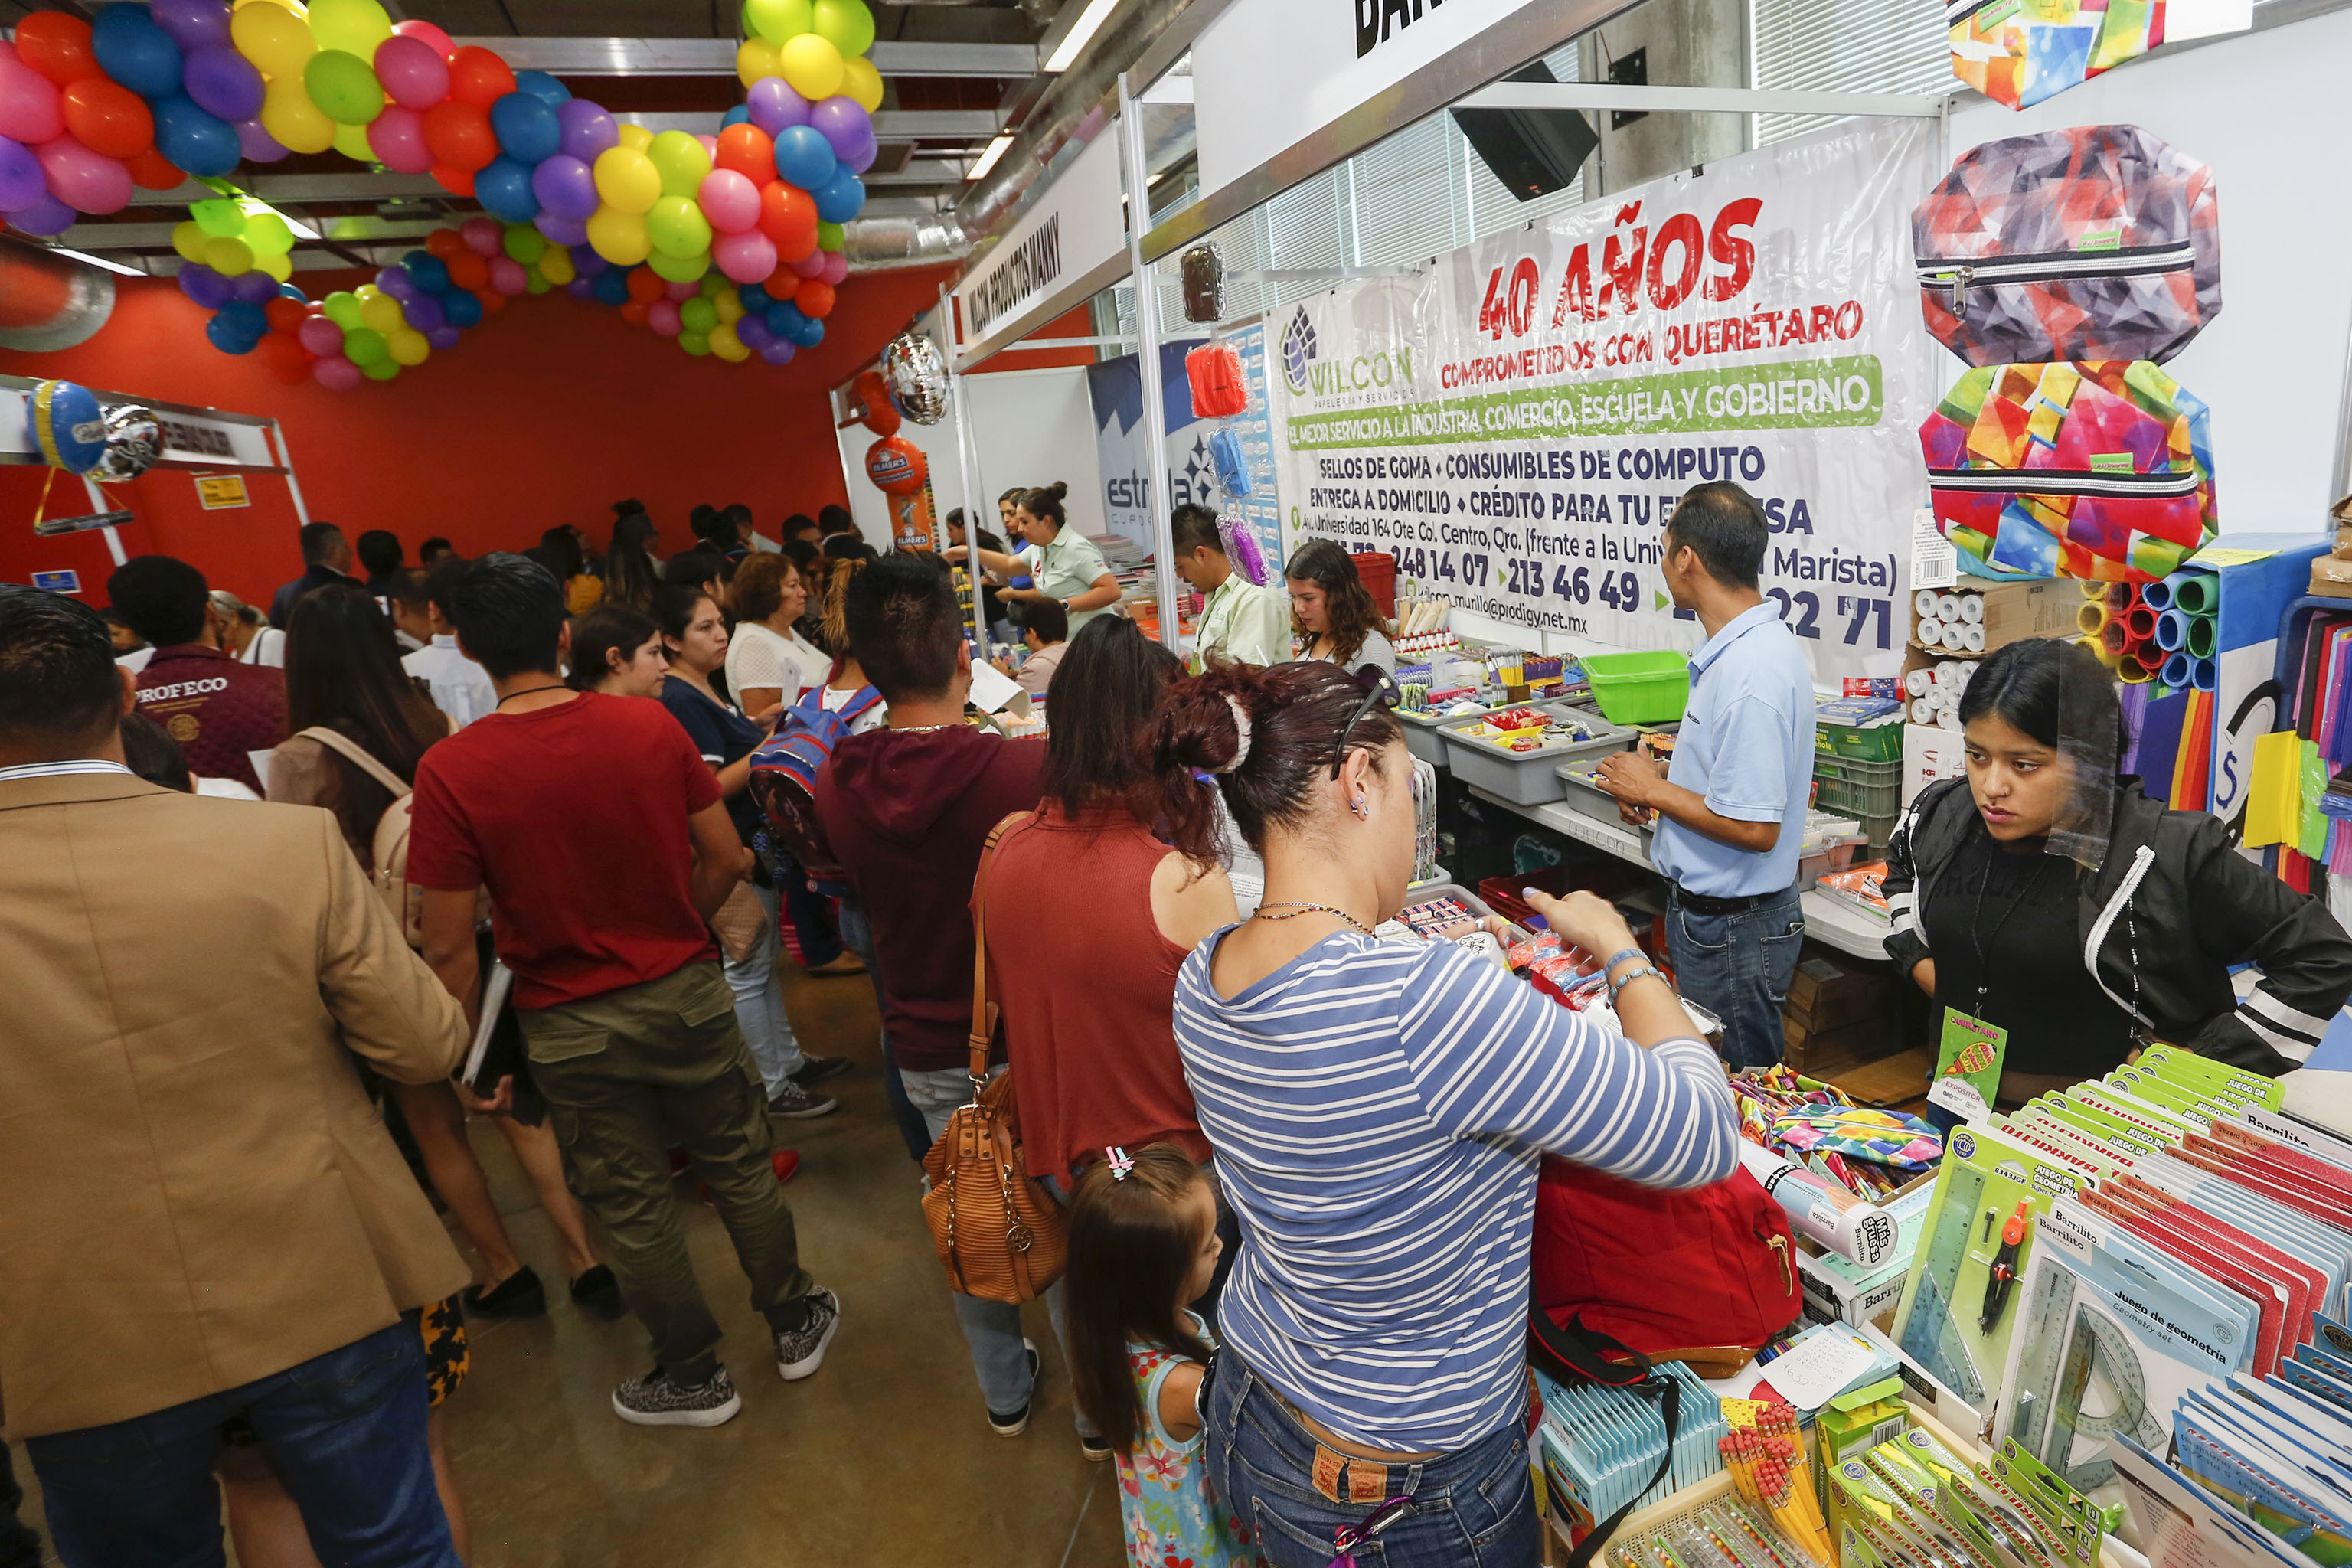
top-left (1929, 1007), bottom-right (2007, 1122)
top-left (1911, 508), bottom-right (1958, 592)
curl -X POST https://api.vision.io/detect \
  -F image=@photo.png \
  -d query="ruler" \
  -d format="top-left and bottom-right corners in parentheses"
top-left (1901, 1160), bottom-right (1989, 1403)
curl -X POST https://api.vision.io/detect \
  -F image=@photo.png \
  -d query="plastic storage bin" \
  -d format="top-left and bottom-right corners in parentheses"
top-left (1553, 756), bottom-right (1655, 836)
top-left (1580, 650), bottom-right (1690, 725)
top-left (1814, 754), bottom-right (1902, 822)
top-left (1439, 703), bottom-right (1635, 805)
top-left (1399, 700), bottom-right (1501, 767)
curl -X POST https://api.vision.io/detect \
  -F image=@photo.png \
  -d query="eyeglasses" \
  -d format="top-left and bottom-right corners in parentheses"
top-left (1330, 671), bottom-right (1401, 779)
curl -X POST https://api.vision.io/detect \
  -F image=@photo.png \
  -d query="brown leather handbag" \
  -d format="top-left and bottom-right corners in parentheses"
top-left (920, 812), bottom-right (1067, 1304)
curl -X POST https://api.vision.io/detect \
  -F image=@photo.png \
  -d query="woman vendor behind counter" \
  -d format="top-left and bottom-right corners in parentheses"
top-left (1884, 637), bottom-right (2352, 1109)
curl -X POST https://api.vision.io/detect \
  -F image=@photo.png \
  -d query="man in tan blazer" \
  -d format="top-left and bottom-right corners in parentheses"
top-left (0, 584), bottom-right (472, 1567)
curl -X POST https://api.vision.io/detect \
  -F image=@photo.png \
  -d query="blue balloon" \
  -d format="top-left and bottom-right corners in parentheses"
top-left (278, 283), bottom-right (308, 301)
top-left (152, 93), bottom-right (240, 178)
top-left (770, 126), bottom-right (837, 190)
top-left (591, 269), bottom-right (629, 306)
top-left (811, 167), bottom-right (864, 224)
top-left (474, 155), bottom-right (540, 224)
top-left (765, 301), bottom-right (805, 338)
top-left (737, 282), bottom-right (769, 311)
top-left (792, 315), bottom-right (825, 348)
top-left (720, 105), bottom-right (750, 129)
top-left (512, 70), bottom-right (571, 107)
top-left (206, 306), bottom-right (261, 354)
top-left (488, 93), bottom-right (561, 165)
top-left (26, 380), bottom-right (106, 469)
top-left (91, 8), bottom-right (185, 98)
top-left (217, 299), bottom-right (267, 337)
top-left (406, 253), bottom-right (451, 293)
top-left (442, 289), bottom-right (483, 329)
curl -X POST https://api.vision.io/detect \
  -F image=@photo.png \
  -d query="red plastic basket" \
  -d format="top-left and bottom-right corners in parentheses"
top-left (1351, 551), bottom-right (1396, 619)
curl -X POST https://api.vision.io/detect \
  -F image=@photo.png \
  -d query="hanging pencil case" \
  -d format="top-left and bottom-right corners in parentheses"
top-left (1185, 341), bottom-right (1250, 419)
top-left (1208, 425), bottom-right (1252, 498)
top-left (1947, 0), bottom-right (2158, 109)
top-left (1914, 126), bottom-right (2220, 367)
top-left (1918, 360), bottom-right (2216, 584)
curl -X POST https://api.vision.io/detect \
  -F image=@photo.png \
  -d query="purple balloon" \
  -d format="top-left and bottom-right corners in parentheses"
top-left (376, 263), bottom-right (417, 299)
top-left (530, 152), bottom-right (599, 223)
top-left (565, 275), bottom-right (594, 299)
top-left (554, 98), bottom-right (616, 164)
top-left (848, 136), bottom-right (877, 175)
top-left (0, 135), bottom-right (43, 212)
top-left (181, 42), bottom-right (263, 122)
top-left (809, 97), bottom-right (871, 162)
top-left (746, 78), bottom-right (810, 137)
top-left (426, 324), bottom-right (462, 351)
top-left (758, 339), bottom-right (796, 366)
top-left (296, 315), bottom-right (342, 355)
top-left (403, 292), bottom-right (446, 332)
top-left (230, 270), bottom-right (279, 304)
top-left (737, 314), bottom-right (773, 351)
top-left (569, 243), bottom-right (609, 277)
top-left (235, 116), bottom-right (288, 162)
top-left (534, 211), bottom-right (589, 247)
top-left (5, 192), bottom-right (75, 236)
top-left (178, 261), bottom-right (231, 308)
top-left (152, 0), bottom-right (233, 51)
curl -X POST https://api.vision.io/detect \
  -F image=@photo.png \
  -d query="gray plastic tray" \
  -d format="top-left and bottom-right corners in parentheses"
top-left (1437, 702), bottom-right (1635, 805)
top-left (1553, 758), bottom-right (1655, 837)
top-left (1397, 699), bottom-right (1501, 766)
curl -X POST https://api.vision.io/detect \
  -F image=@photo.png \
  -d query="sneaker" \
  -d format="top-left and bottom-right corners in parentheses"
top-left (766, 1082), bottom-right (839, 1119)
top-left (773, 1288), bottom-right (841, 1382)
top-left (805, 952), bottom-right (866, 978)
top-left (789, 1054), bottom-right (851, 1087)
top-left (988, 1340), bottom-right (1041, 1437)
top-left (462, 1265), bottom-right (545, 1320)
top-left (1080, 1432), bottom-right (1115, 1462)
top-left (612, 1366), bottom-right (741, 1427)
top-left (569, 1265), bottom-right (626, 1320)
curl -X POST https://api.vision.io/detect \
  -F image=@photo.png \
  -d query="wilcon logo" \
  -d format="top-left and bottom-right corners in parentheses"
top-left (1281, 307), bottom-right (1318, 394)
top-left (1302, 345), bottom-right (1416, 397)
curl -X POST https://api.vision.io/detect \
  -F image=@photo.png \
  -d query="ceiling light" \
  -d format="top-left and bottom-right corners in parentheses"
top-left (1044, 0), bottom-right (1120, 71)
top-left (50, 247), bottom-right (145, 277)
top-left (240, 196), bottom-right (318, 240)
top-left (966, 135), bottom-right (1014, 181)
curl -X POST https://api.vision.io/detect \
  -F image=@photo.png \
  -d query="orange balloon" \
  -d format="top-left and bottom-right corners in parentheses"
top-left (446, 47), bottom-right (517, 111)
top-left (15, 11), bottom-right (102, 87)
top-left (425, 227), bottom-right (466, 259)
top-left (764, 269), bottom-right (798, 300)
top-left (423, 100), bottom-right (495, 172)
top-left (60, 78), bottom-right (153, 160)
top-left (264, 296), bottom-right (309, 333)
top-left (713, 124), bottom-right (774, 183)
top-left (625, 265), bottom-right (664, 304)
top-left (473, 287), bottom-right (505, 315)
top-left (445, 250), bottom-right (489, 291)
top-left (430, 163), bottom-right (476, 196)
top-left (619, 300), bottom-right (649, 327)
top-left (756, 180), bottom-right (818, 260)
top-left (795, 279), bottom-right (835, 320)
top-left (124, 147), bottom-right (182, 190)
top-left (851, 369), bottom-right (888, 416)
top-left (863, 400), bottom-right (901, 438)
top-left (864, 436), bottom-right (927, 496)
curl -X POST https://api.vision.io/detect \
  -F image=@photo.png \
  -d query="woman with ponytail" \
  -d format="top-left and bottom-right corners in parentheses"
top-left (1155, 661), bottom-right (1740, 1566)
top-left (965, 482), bottom-right (1122, 635)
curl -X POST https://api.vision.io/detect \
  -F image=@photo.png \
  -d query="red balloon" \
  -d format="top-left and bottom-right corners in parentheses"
top-left (260, 331), bottom-right (314, 385)
top-left (445, 250), bottom-right (488, 291)
top-left (263, 296), bottom-right (309, 333)
top-left (124, 146), bottom-right (182, 190)
top-left (390, 18), bottom-right (456, 57)
top-left (473, 286), bottom-right (505, 314)
top-left (422, 100), bottom-right (495, 172)
top-left (444, 47), bottom-right (516, 112)
top-left (625, 265), bottom-right (664, 304)
top-left (713, 124), bottom-right (773, 182)
top-left (423, 227), bottom-right (466, 259)
top-left (764, 269), bottom-right (799, 301)
top-left (794, 279), bottom-right (836, 320)
top-left (618, 300), bottom-right (649, 327)
top-left (756, 181), bottom-right (817, 260)
top-left (430, 163), bottom-right (475, 196)
top-left (864, 437), bottom-right (927, 496)
top-left (15, 12), bottom-right (102, 87)
top-left (60, 78), bottom-right (152, 160)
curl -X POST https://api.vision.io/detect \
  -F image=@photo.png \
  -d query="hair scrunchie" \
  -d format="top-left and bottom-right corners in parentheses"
top-left (1214, 694), bottom-right (1253, 774)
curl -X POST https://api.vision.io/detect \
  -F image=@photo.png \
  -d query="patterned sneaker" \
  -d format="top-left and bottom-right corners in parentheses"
top-left (610, 1367), bottom-right (740, 1428)
top-left (773, 1288), bottom-right (841, 1382)
top-left (766, 1082), bottom-right (839, 1119)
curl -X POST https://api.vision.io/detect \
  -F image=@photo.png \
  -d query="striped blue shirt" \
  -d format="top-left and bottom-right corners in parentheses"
top-left (1173, 929), bottom-right (1738, 1453)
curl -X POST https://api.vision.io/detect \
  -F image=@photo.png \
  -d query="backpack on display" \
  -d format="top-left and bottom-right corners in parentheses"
top-left (1948, 0), bottom-right (2158, 109)
top-left (296, 727), bottom-right (425, 946)
top-left (747, 681), bottom-right (885, 892)
top-left (1919, 359), bottom-right (2216, 583)
top-left (1915, 126), bottom-right (2220, 367)
top-left (1184, 341), bottom-right (1250, 419)
top-left (1207, 425), bottom-right (1252, 498)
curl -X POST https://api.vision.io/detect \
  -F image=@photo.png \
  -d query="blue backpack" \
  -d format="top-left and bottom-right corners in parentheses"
top-left (747, 682), bottom-right (885, 892)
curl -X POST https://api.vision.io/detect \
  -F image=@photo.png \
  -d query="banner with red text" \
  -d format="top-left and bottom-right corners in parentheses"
top-left (1266, 119), bottom-right (1939, 684)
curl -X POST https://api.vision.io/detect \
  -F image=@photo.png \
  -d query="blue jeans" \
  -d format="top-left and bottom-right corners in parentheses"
top-left (26, 1318), bottom-right (456, 1568)
top-left (1202, 1354), bottom-right (1539, 1567)
top-left (0, 1446), bottom-right (42, 1568)
top-left (724, 878), bottom-right (805, 1095)
top-left (838, 896), bottom-right (933, 1164)
top-left (777, 856), bottom-right (844, 969)
top-left (1665, 885), bottom-right (1804, 1073)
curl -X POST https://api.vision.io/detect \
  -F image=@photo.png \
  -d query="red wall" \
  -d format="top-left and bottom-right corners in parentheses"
top-left (0, 262), bottom-right (957, 608)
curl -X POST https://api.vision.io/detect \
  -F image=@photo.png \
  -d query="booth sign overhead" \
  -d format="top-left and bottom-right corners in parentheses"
top-left (952, 131), bottom-right (1129, 358)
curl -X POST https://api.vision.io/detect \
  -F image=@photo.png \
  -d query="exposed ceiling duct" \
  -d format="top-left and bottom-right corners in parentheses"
top-left (0, 239), bottom-right (116, 352)
top-left (843, 215), bottom-right (974, 271)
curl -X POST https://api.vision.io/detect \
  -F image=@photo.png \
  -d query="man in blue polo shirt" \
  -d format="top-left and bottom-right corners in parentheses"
top-left (1598, 482), bottom-right (1816, 1069)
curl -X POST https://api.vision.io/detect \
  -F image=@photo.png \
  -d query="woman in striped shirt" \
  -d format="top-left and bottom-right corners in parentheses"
top-left (1148, 662), bottom-right (1740, 1568)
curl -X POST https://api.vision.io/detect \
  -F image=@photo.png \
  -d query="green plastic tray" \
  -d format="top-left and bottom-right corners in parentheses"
top-left (1579, 650), bottom-right (1690, 725)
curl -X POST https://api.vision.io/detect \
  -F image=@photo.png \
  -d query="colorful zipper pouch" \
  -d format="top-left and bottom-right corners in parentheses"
top-left (1948, 0), bottom-right (2159, 109)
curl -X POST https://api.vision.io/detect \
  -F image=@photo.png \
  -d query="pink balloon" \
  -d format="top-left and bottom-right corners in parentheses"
top-left (365, 105), bottom-right (433, 174)
top-left (486, 254), bottom-right (528, 294)
top-left (36, 135), bottom-right (130, 214)
top-left (645, 298), bottom-right (681, 337)
top-left (819, 250), bottom-right (848, 286)
top-left (296, 315), bottom-right (343, 355)
top-left (664, 278), bottom-right (697, 302)
top-left (791, 248), bottom-right (827, 279)
top-left (313, 354), bottom-right (364, 390)
top-left (713, 227), bottom-right (776, 284)
top-left (697, 168), bottom-right (760, 234)
top-left (390, 18), bottom-right (455, 57)
top-left (373, 35), bottom-right (451, 112)
top-left (0, 44), bottom-right (64, 146)
top-left (459, 216), bottom-right (502, 257)
top-left (695, 133), bottom-right (717, 158)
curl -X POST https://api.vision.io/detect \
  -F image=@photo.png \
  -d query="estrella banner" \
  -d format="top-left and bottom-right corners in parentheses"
top-left (1265, 119), bottom-right (1941, 684)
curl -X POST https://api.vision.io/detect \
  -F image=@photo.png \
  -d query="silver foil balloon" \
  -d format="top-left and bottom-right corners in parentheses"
top-left (882, 332), bottom-right (949, 425)
top-left (87, 403), bottom-right (163, 484)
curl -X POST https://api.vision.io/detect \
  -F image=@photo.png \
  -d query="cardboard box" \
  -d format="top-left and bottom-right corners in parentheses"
top-left (1785, 956), bottom-right (1895, 1033)
top-left (1782, 1014), bottom-right (1907, 1078)
top-left (1901, 722), bottom-right (1968, 807)
top-left (1908, 575), bottom-right (2080, 657)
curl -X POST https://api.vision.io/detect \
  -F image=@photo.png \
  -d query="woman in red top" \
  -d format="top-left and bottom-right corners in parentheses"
top-left (983, 617), bottom-right (1238, 1188)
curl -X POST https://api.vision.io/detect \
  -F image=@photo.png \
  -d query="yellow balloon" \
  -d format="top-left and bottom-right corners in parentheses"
top-left (840, 53), bottom-right (883, 113)
top-left (255, 250), bottom-right (292, 283)
top-left (353, 283), bottom-right (381, 302)
top-left (709, 322), bottom-right (750, 362)
top-left (204, 234), bottom-right (255, 275)
top-left (713, 290), bottom-right (743, 325)
top-left (307, 0), bottom-right (392, 57)
top-left (233, 0), bottom-right (305, 10)
top-left (171, 220), bottom-right (208, 263)
top-left (615, 122), bottom-right (653, 152)
top-left (358, 292), bottom-right (404, 334)
top-left (585, 205), bottom-right (652, 266)
top-left (387, 325), bottom-right (430, 366)
top-left (592, 145), bottom-right (660, 214)
top-left (537, 247), bottom-right (575, 285)
top-left (232, 1), bottom-right (316, 78)
top-left (332, 120), bottom-right (374, 162)
top-left (260, 74), bottom-right (335, 153)
top-left (777, 34), bottom-right (844, 101)
top-left (735, 38), bottom-right (780, 89)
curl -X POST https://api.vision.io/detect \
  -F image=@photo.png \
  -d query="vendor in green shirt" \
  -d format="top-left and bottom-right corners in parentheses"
top-left (965, 481), bottom-right (1122, 635)
top-left (1169, 503), bottom-right (1292, 671)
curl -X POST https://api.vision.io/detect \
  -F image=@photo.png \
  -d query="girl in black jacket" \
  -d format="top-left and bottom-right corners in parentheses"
top-left (1884, 637), bottom-right (2352, 1100)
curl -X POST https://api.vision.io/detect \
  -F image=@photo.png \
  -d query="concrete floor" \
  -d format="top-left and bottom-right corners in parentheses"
top-left (7, 957), bottom-right (1126, 1568)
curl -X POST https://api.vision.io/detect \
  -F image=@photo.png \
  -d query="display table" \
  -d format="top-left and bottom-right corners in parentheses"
top-left (1464, 787), bottom-right (1894, 962)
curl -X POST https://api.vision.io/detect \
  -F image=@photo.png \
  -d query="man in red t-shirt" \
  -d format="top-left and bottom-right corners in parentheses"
top-left (108, 557), bottom-right (286, 794)
top-left (405, 554), bottom-right (838, 1429)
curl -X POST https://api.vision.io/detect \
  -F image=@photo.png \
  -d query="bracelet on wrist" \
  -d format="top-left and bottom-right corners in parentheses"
top-left (1606, 963), bottom-right (1667, 1001)
top-left (1600, 947), bottom-right (1645, 975)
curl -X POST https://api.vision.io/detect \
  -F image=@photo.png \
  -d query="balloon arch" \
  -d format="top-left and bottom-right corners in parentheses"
top-left (0, 0), bottom-right (887, 384)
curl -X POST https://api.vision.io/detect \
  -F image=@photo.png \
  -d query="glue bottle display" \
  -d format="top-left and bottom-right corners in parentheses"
top-left (1736, 1142), bottom-right (1898, 1268)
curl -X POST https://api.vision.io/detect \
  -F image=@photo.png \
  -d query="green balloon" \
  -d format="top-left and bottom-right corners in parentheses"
top-left (342, 326), bottom-right (388, 366)
top-left (304, 50), bottom-right (384, 126)
top-left (743, 0), bottom-right (812, 44)
top-left (647, 247), bottom-right (709, 283)
top-left (191, 198), bottom-right (247, 239)
top-left (242, 212), bottom-right (294, 254)
top-left (645, 194), bottom-right (712, 259)
top-left (648, 131), bottom-right (711, 201)
top-left (812, 0), bottom-right (876, 56)
top-left (678, 296), bottom-right (717, 334)
top-left (526, 270), bottom-right (552, 294)
top-left (502, 224), bottom-right (547, 265)
top-left (817, 220), bottom-right (845, 252)
top-left (678, 329), bottom-right (711, 356)
top-left (321, 290), bottom-right (363, 328)
top-left (362, 357), bottom-right (401, 381)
